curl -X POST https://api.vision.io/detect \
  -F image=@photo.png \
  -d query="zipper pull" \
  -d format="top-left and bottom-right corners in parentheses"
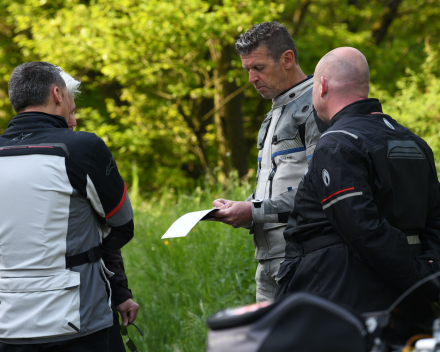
top-left (268, 167), bottom-right (275, 180)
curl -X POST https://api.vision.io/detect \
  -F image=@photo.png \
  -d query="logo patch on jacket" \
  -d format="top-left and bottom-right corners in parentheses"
top-left (106, 156), bottom-right (116, 175)
top-left (322, 169), bottom-right (330, 186)
top-left (383, 118), bottom-right (395, 130)
top-left (12, 133), bottom-right (32, 140)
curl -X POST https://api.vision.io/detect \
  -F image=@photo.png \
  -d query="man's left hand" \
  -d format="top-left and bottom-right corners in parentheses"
top-left (117, 298), bottom-right (140, 327)
top-left (212, 201), bottom-right (252, 228)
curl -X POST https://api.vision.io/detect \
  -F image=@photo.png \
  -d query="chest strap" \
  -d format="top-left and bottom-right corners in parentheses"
top-left (66, 245), bottom-right (102, 269)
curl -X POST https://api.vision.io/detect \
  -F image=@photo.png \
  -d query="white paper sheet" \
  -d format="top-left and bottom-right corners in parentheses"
top-left (161, 209), bottom-right (218, 239)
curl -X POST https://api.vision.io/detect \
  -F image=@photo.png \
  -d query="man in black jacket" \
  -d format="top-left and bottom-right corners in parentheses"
top-left (276, 47), bottom-right (440, 314)
top-left (0, 62), bottom-right (135, 351)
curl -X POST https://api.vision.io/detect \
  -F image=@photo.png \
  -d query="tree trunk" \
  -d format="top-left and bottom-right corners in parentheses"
top-left (221, 45), bottom-right (247, 178)
top-left (292, 0), bottom-right (311, 37)
top-left (208, 40), bottom-right (248, 182)
top-left (372, 0), bottom-right (403, 45)
top-left (212, 70), bottom-right (230, 183)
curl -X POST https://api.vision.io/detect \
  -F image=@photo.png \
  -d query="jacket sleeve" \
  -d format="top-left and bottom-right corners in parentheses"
top-left (102, 249), bottom-right (133, 306)
top-left (85, 138), bottom-right (134, 250)
top-left (415, 182), bottom-right (440, 279)
top-left (251, 190), bottom-right (299, 224)
top-left (313, 143), bottom-right (418, 292)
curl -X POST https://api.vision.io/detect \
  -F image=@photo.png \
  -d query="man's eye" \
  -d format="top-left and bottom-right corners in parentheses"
top-left (256, 66), bottom-right (264, 71)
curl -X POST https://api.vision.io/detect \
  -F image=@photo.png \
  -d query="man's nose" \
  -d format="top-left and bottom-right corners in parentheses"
top-left (249, 70), bottom-right (259, 84)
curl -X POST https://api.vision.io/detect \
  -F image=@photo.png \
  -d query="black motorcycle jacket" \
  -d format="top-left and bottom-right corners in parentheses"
top-left (276, 99), bottom-right (440, 313)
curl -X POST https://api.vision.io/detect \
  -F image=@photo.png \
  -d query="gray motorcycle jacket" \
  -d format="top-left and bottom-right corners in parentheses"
top-left (0, 112), bottom-right (134, 343)
top-left (247, 76), bottom-right (326, 260)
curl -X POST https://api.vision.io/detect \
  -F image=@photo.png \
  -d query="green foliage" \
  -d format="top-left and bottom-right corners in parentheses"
top-left (122, 177), bottom-right (255, 351)
top-left (0, 0), bottom-right (439, 191)
top-left (371, 47), bottom-right (440, 172)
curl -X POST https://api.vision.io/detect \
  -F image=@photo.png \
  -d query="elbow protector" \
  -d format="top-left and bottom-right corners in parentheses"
top-left (102, 219), bottom-right (134, 250)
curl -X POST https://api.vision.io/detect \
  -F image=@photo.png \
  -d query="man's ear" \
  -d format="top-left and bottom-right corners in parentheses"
top-left (320, 76), bottom-right (328, 98)
top-left (282, 50), bottom-right (295, 70)
top-left (52, 86), bottom-right (63, 106)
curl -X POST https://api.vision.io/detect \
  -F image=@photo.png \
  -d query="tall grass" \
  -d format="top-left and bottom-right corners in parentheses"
top-left (121, 176), bottom-right (257, 351)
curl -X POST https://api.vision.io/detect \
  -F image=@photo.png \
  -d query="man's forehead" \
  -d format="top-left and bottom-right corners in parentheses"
top-left (68, 94), bottom-right (75, 106)
top-left (240, 45), bottom-right (271, 66)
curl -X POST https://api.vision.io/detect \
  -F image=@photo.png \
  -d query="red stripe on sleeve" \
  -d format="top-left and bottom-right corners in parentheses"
top-left (321, 187), bottom-right (355, 204)
top-left (106, 183), bottom-right (127, 220)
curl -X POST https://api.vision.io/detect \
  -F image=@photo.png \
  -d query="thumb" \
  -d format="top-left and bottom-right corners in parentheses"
top-left (213, 199), bottom-right (226, 207)
top-left (120, 309), bottom-right (129, 327)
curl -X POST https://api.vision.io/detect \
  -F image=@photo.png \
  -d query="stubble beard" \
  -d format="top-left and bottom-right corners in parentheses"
top-left (256, 87), bottom-right (276, 100)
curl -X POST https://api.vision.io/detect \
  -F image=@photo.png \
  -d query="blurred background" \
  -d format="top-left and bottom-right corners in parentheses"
top-left (1, 0), bottom-right (439, 196)
top-left (1, 1), bottom-right (439, 350)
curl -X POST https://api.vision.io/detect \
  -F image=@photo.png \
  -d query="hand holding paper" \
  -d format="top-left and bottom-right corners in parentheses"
top-left (162, 201), bottom-right (252, 239)
top-left (161, 209), bottom-right (219, 239)
top-left (211, 201), bottom-right (252, 228)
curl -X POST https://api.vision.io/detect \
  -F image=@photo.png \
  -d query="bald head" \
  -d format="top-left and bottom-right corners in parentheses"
top-left (313, 47), bottom-right (370, 123)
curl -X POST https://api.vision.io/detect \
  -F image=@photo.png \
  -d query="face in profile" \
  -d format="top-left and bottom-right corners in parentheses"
top-left (240, 45), bottom-right (287, 100)
top-left (67, 94), bottom-right (76, 130)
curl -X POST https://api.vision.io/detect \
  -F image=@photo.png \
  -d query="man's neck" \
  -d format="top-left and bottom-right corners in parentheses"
top-left (327, 97), bottom-right (368, 123)
top-left (280, 67), bottom-right (307, 92)
top-left (276, 68), bottom-right (309, 99)
top-left (20, 106), bottom-right (54, 115)
top-left (292, 67), bottom-right (308, 87)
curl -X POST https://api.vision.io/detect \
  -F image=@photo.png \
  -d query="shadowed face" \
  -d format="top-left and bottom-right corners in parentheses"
top-left (312, 68), bottom-right (326, 121)
top-left (58, 86), bottom-right (72, 123)
top-left (240, 45), bottom-right (287, 99)
top-left (67, 94), bottom-right (76, 130)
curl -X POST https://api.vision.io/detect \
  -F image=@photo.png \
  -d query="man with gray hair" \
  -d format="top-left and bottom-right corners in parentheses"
top-left (59, 69), bottom-right (140, 352)
top-left (212, 22), bottom-right (326, 302)
top-left (0, 61), bottom-right (134, 351)
top-left (276, 47), bottom-right (440, 314)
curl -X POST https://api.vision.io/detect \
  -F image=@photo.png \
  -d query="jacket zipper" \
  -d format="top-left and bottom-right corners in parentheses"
top-left (266, 105), bottom-right (286, 199)
top-left (268, 160), bottom-right (277, 199)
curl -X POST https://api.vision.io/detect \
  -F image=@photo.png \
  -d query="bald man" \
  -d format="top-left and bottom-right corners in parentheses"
top-left (275, 47), bottom-right (440, 314)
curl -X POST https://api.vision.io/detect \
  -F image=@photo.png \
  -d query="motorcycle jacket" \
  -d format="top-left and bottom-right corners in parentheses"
top-left (0, 112), bottom-right (134, 342)
top-left (276, 99), bottom-right (440, 313)
top-left (247, 76), bottom-right (326, 260)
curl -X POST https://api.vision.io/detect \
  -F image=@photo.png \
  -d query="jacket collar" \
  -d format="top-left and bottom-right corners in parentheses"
top-left (5, 111), bottom-right (68, 134)
top-left (272, 75), bottom-right (314, 109)
top-left (329, 98), bottom-right (383, 127)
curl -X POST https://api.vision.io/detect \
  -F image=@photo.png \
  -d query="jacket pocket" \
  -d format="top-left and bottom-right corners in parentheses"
top-left (0, 270), bottom-right (81, 338)
top-left (274, 259), bottom-right (300, 299)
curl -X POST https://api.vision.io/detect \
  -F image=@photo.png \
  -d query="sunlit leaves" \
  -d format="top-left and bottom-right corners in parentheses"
top-left (0, 0), bottom-right (439, 190)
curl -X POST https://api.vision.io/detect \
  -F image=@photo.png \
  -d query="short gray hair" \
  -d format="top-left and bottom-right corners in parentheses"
top-left (8, 61), bottom-right (67, 113)
top-left (235, 22), bottom-right (299, 64)
top-left (59, 69), bottom-right (81, 98)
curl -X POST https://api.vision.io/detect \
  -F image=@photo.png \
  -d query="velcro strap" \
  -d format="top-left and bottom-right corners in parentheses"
top-left (301, 234), bottom-right (343, 255)
top-left (66, 245), bottom-right (102, 269)
top-left (407, 235), bottom-right (420, 245)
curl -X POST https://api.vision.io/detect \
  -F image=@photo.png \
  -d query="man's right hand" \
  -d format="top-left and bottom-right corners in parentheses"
top-left (213, 198), bottom-right (232, 208)
top-left (117, 298), bottom-right (140, 327)
top-left (212, 201), bottom-right (252, 228)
